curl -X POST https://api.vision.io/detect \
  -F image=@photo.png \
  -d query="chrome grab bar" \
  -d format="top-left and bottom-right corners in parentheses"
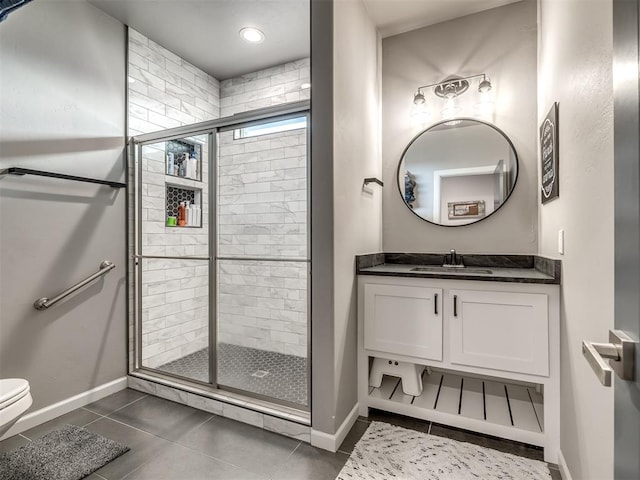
top-left (33, 260), bottom-right (115, 311)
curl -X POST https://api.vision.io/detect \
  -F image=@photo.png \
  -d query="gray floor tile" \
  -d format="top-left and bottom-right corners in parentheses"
top-left (270, 443), bottom-right (349, 480)
top-left (108, 395), bottom-right (212, 442)
top-left (86, 417), bottom-right (174, 480)
top-left (176, 415), bottom-right (300, 476)
top-left (337, 419), bottom-right (370, 454)
top-left (20, 408), bottom-right (101, 440)
top-left (123, 442), bottom-right (267, 480)
top-left (429, 423), bottom-right (545, 461)
top-left (0, 434), bottom-right (29, 453)
top-left (84, 389), bottom-right (147, 416)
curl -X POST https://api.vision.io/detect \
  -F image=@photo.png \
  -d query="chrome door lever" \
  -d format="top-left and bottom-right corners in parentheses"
top-left (582, 330), bottom-right (637, 386)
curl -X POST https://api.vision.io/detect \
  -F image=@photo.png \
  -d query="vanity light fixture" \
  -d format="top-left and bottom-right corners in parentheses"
top-left (412, 74), bottom-right (492, 119)
top-left (239, 27), bottom-right (265, 44)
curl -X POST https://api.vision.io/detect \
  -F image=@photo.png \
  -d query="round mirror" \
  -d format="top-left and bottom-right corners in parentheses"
top-left (397, 118), bottom-right (518, 227)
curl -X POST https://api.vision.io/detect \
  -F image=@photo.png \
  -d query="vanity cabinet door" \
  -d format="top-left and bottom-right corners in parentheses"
top-left (363, 283), bottom-right (442, 361)
top-left (449, 290), bottom-right (549, 376)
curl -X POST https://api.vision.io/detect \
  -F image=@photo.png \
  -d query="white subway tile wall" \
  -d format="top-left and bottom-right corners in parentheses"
top-left (128, 26), bottom-right (311, 369)
top-left (216, 125), bottom-right (308, 357)
top-left (128, 28), bottom-right (220, 136)
top-left (129, 28), bottom-right (218, 369)
top-left (220, 58), bottom-right (310, 117)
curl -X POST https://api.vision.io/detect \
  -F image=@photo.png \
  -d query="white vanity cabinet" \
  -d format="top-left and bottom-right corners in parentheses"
top-left (364, 283), bottom-right (442, 361)
top-left (449, 289), bottom-right (549, 376)
top-left (357, 275), bottom-right (560, 463)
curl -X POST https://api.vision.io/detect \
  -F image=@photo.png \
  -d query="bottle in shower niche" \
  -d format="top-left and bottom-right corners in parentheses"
top-left (179, 154), bottom-right (188, 177)
top-left (167, 152), bottom-right (175, 175)
top-left (178, 201), bottom-right (186, 226)
top-left (185, 201), bottom-right (191, 226)
top-left (188, 152), bottom-right (198, 180)
top-left (193, 204), bottom-right (201, 227)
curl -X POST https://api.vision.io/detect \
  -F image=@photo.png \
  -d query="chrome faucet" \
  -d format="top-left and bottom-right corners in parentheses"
top-left (442, 249), bottom-right (465, 268)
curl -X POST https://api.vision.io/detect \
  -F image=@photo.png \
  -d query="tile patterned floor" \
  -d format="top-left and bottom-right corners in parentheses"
top-left (0, 389), bottom-right (562, 480)
top-left (158, 343), bottom-right (308, 406)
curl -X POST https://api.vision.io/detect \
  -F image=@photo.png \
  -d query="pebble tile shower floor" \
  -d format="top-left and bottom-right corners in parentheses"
top-left (158, 343), bottom-right (308, 406)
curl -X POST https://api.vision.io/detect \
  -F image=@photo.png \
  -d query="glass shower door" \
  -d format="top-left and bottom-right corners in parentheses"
top-left (215, 114), bottom-right (309, 407)
top-left (135, 133), bottom-right (212, 384)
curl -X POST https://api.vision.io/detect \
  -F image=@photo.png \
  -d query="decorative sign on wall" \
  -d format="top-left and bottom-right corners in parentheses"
top-left (448, 200), bottom-right (486, 220)
top-left (540, 103), bottom-right (559, 204)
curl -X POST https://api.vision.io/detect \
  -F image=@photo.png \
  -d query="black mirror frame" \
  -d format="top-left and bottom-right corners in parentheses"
top-left (396, 117), bottom-right (520, 227)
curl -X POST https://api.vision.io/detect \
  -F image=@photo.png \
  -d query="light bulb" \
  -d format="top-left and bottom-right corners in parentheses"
top-left (478, 78), bottom-right (492, 93)
top-left (411, 102), bottom-right (430, 126)
top-left (239, 27), bottom-right (265, 44)
top-left (442, 98), bottom-right (460, 118)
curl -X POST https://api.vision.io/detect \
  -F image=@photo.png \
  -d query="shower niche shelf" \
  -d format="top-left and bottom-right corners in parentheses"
top-left (166, 184), bottom-right (202, 228)
top-left (165, 137), bottom-right (202, 182)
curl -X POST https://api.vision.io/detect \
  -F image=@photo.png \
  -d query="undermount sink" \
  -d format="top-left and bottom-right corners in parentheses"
top-left (410, 266), bottom-right (493, 275)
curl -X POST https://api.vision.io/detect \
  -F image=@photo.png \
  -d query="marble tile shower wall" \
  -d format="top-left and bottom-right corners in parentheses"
top-left (217, 128), bottom-right (308, 357)
top-left (128, 28), bottom-right (219, 369)
top-left (128, 28), bottom-right (221, 135)
top-left (140, 141), bottom-right (210, 369)
top-left (127, 31), bottom-right (310, 369)
top-left (220, 58), bottom-right (310, 117)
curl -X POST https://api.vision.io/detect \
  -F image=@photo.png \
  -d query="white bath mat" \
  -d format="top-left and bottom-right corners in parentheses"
top-left (337, 421), bottom-right (551, 480)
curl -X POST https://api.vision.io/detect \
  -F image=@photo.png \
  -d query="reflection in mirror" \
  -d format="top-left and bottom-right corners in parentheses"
top-left (397, 119), bottom-right (518, 227)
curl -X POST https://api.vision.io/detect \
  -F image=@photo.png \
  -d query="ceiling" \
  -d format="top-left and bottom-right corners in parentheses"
top-left (87, 0), bottom-right (310, 80)
top-left (362, 0), bottom-right (522, 38)
top-left (88, 0), bottom-right (521, 80)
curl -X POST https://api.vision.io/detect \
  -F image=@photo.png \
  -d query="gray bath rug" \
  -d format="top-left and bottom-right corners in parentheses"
top-left (336, 422), bottom-right (551, 480)
top-left (0, 424), bottom-right (129, 480)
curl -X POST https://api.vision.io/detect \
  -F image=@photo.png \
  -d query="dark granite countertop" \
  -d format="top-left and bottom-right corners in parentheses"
top-left (356, 253), bottom-right (561, 285)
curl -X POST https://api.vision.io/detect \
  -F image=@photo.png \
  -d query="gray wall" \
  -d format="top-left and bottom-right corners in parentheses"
top-left (381, 0), bottom-right (538, 253)
top-left (310, 0), bottom-right (335, 435)
top-left (332, 0), bottom-right (382, 432)
top-left (538, 0), bottom-right (615, 477)
top-left (310, 0), bottom-right (382, 437)
top-left (0, 1), bottom-right (127, 410)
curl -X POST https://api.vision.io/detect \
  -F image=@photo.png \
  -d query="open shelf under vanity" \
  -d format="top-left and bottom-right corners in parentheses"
top-left (367, 370), bottom-right (545, 447)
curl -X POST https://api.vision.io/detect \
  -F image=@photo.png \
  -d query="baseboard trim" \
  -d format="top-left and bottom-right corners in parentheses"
top-left (311, 403), bottom-right (359, 452)
top-left (0, 377), bottom-right (127, 440)
top-left (557, 449), bottom-right (573, 480)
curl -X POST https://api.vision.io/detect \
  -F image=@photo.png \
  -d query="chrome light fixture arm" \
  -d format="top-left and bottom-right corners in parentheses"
top-left (413, 73), bottom-right (492, 104)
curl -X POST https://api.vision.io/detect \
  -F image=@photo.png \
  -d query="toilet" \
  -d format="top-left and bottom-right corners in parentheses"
top-left (0, 378), bottom-right (32, 438)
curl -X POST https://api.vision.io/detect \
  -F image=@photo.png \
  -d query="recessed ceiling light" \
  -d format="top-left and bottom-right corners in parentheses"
top-left (239, 27), bottom-right (265, 44)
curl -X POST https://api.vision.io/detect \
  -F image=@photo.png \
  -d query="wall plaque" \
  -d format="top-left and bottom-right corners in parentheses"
top-left (540, 102), bottom-right (559, 204)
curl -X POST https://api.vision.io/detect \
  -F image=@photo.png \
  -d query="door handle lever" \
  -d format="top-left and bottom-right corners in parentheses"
top-left (582, 330), bottom-right (637, 386)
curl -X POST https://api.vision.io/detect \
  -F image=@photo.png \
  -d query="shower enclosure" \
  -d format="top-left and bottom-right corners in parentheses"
top-left (131, 102), bottom-right (310, 412)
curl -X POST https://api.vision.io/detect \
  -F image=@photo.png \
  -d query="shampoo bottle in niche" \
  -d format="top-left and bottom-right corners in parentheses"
top-left (178, 202), bottom-right (186, 226)
top-left (185, 201), bottom-right (191, 226)
top-left (194, 204), bottom-right (201, 227)
top-left (188, 153), bottom-right (198, 180)
top-left (188, 202), bottom-right (196, 227)
top-left (167, 152), bottom-right (175, 175)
